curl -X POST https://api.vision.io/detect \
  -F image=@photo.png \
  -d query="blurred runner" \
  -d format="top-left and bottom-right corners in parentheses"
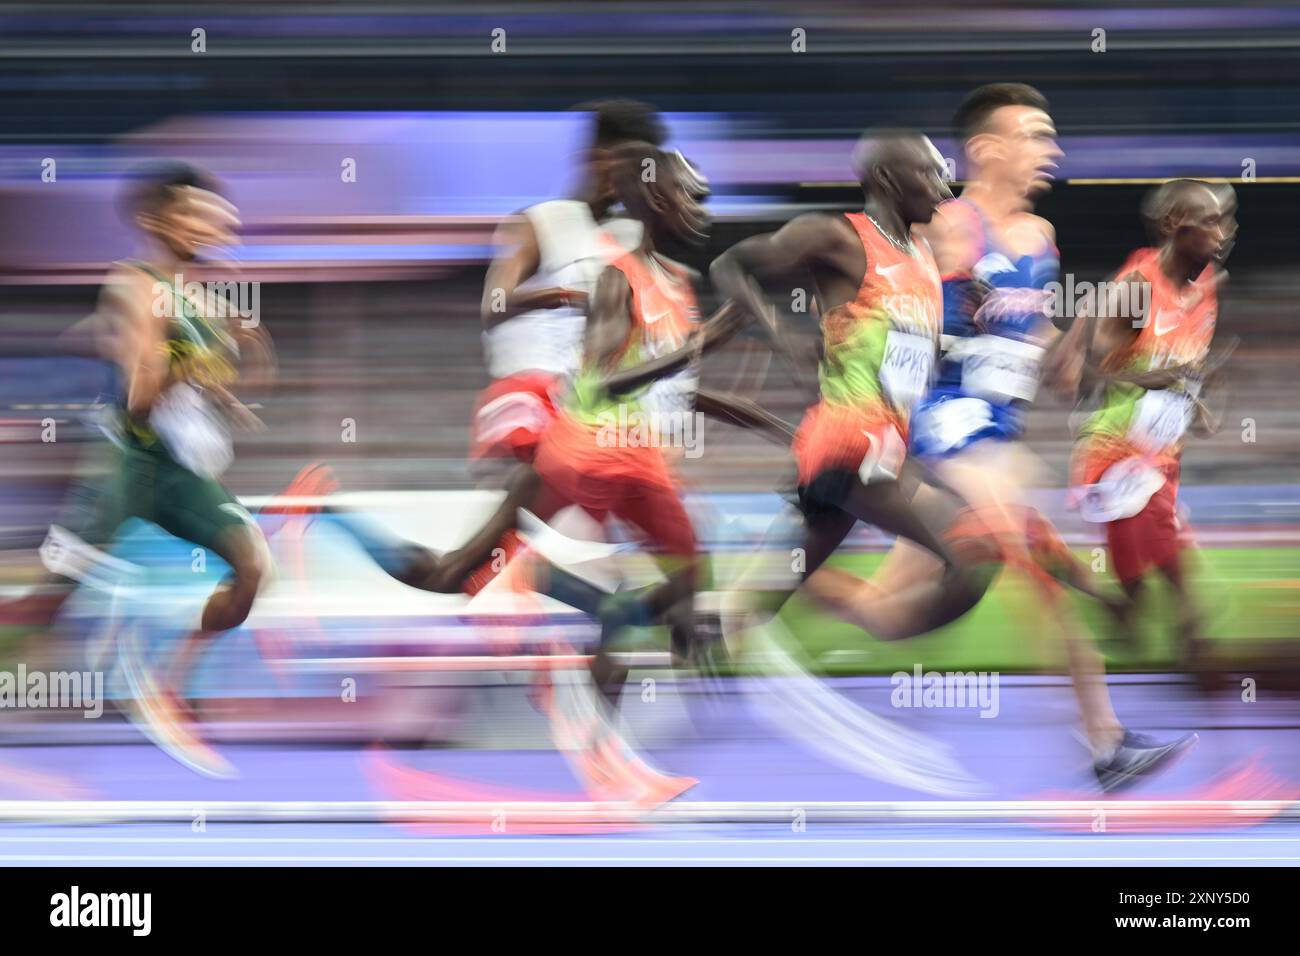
top-left (531, 143), bottom-right (760, 703)
top-left (471, 99), bottom-right (666, 468)
top-left (1071, 179), bottom-right (1236, 670)
top-left (905, 83), bottom-right (1193, 789)
top-left (313, 147), bottom-right (787, 707)
top-left (309, 100), bottom-right (670, 603)
top-left (711, 127), bottom-right (995, 632)
top-left (38, 163), bottom-right (274, 777)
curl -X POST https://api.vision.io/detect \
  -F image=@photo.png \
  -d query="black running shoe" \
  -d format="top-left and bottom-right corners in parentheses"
top-left (1093, 730), bottom-right (1199, 793)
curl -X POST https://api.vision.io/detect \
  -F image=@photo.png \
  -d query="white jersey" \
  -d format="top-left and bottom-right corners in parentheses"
top-left (482, 200), bottom-right (641, 379)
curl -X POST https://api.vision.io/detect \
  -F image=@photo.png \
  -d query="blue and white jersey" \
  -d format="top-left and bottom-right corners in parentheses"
top-left (912, 199), bottom-right (1058, 459)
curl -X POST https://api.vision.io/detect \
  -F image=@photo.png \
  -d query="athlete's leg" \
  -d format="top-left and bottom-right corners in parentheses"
top-left (593, 474), bottom-right (702, 704)
top-left (139, 458), bottom-right (271, 696)
top-left (167, 520), bottom-right (269, 692)
top-left (301, 462), bottom-right (545, 595)
top-left (799, 462), bottom-right (996, 639)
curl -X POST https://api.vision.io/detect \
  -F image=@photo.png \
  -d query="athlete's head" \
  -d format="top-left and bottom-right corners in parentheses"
top-left (851, 127), bottom-right (952, 226)
top-left (1141, 179), bottom-right (1231, 267)
top-left (120, 162), bottom-right (239, 261)
top-left (573, 99), bottom-right (668, 210)
top-left (610, 143), bottom-right (710, 245)
top-left (954, 83), bottom-right (1061, 199)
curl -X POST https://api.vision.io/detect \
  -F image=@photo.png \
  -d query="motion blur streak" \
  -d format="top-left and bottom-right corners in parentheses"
top-left (0, 0), bottom-right (1298, 867)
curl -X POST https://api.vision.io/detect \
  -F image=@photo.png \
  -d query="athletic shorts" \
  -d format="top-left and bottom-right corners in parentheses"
top-left (909, 388), bottom-right (1024, 460)
top-left (532, 414), bottom-right (697, 558)
top-left (1102, 460), bottom-right (1193, 586)
top-left (93, 442), bottom-right (254, 555)
top-left (792, 400), bottom-right (908, 490)
top-left (469, 372), bottom-right (561, 463)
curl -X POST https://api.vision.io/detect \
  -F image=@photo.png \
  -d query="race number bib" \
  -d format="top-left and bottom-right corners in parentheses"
top-left (1077, 457), bottom-right (1167, 523)
top-left (960, 335), bottom-right (1044, 403)
top-left (1128, 389), bottom-right (1193, 453)
top-left (150, 382), bottom-right (234, 480)
top-left (880, 330), bottom-right (934, 413)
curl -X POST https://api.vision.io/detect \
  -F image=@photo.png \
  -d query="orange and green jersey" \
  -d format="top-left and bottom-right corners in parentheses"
top-left (564, 249), bottom-right (698, 428)
top-left (818, 212), bottom-right (943, 423)
top-left (1075, 246), bottom-right (1218, 483)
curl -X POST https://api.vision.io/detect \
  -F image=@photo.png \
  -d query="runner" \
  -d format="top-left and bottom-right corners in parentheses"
top-left (1072, 179), bottom-right (1235, 669)
top-left (711, 127), bottom-right (996, 635)
top-left (52, 162), bottom-right (274, 777)
top-left (905, 83), bottom-right (1193, 788)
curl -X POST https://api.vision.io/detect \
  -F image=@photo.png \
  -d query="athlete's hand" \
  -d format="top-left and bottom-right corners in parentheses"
top-left (543, 288), bottom-right (588, 310)
top-left (1120, 362), bottom-right (1198, 390)
top-left (224, 400), bottom-right (267, 434)
top-left (1189, 394), bottom-right (1224, 437)
top-left (698, 301), bottom-right (747, 352)
top-left (1042, 341), bottom-right (1084, 400)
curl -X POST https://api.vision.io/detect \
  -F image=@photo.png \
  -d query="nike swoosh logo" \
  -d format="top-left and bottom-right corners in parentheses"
top-left (643, 310), bottom-right (672, 325)
top-left (874, 262), bottom-right (906, 284)
top-left (1152, 309), bottom-right (1179, 337)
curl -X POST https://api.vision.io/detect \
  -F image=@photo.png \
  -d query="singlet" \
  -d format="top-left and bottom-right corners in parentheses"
top-left (934, 198), bottom-right (1058, 405)
top-left (1078, 246), bottom-right (1218, 461)
top-left (818, 212), bottom-right (943, 423)
top-left (120, 260), bottom-right (238, 450)
top-left (482, 200), bottom-right (642, 379)
top-left (565, 249), bottom-right (698, 429)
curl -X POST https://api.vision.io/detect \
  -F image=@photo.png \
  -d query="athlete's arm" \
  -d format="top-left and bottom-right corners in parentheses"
top-left (709, 212), bottom-right (845, 330)
top-left (1188, 333), bottom-right (1238, 437)
top-left (915, 200), bottom-right (981, 277)
top-left (422, 463), bottom-right (540, 592)
top-left (232, 321), bottom-right (278, 392)
top-left (480, 216), bottom-right (583, 328)
top-left (693, 388), bottom-right (796, 445)
top-left (709, 213), bottom-right (846, 388)
top-left (1040, 310), bottom-right (1090, 398)
top-left (601, 302), bottom-right (745, 396)
top-left (1084, 271), bottom-right (1193, 389)
top-left (113, 269), bottom-right (174, 418)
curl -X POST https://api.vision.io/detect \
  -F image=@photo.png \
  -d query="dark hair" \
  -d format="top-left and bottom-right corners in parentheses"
top-left (850, 125), bottom-right (927, 189)
top-left (953, 83), bottom-right (1050, 142)
top-left (117, 161), bottom-right (221, 223)
top-left (573, 99), bottom-right (667, 150)
top-left (1140, 178), bottom-right (1218, 239)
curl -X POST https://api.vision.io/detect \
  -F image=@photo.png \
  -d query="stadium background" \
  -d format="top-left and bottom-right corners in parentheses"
top-left (1, 0), bottom-right (1296, 677)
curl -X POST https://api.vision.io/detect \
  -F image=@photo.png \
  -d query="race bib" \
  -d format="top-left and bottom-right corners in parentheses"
top-left (1129, 389), bottom-right (1193, 453)
top-left (960, 335), bottom-right (1043, 403)
top-left (880, 330), bottom-right (934, 413)
top-left (1077, 457), bottom-right (1166, 523)
top-left (150, 382), bottom-right (234, 480)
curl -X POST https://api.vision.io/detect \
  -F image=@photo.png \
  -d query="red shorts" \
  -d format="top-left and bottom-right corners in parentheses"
top-left (1104, 461), bottom-right (1193, 586)
top-left (469, 372), bottom-right (560, 463)
top-left (533, 414), bottom-right (697, 557)
top-left (793, 400), bottom-right (907, 488)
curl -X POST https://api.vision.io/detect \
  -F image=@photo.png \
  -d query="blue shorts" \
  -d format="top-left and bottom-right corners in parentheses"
top-left (909, 388), bottom-right (1024, 460)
